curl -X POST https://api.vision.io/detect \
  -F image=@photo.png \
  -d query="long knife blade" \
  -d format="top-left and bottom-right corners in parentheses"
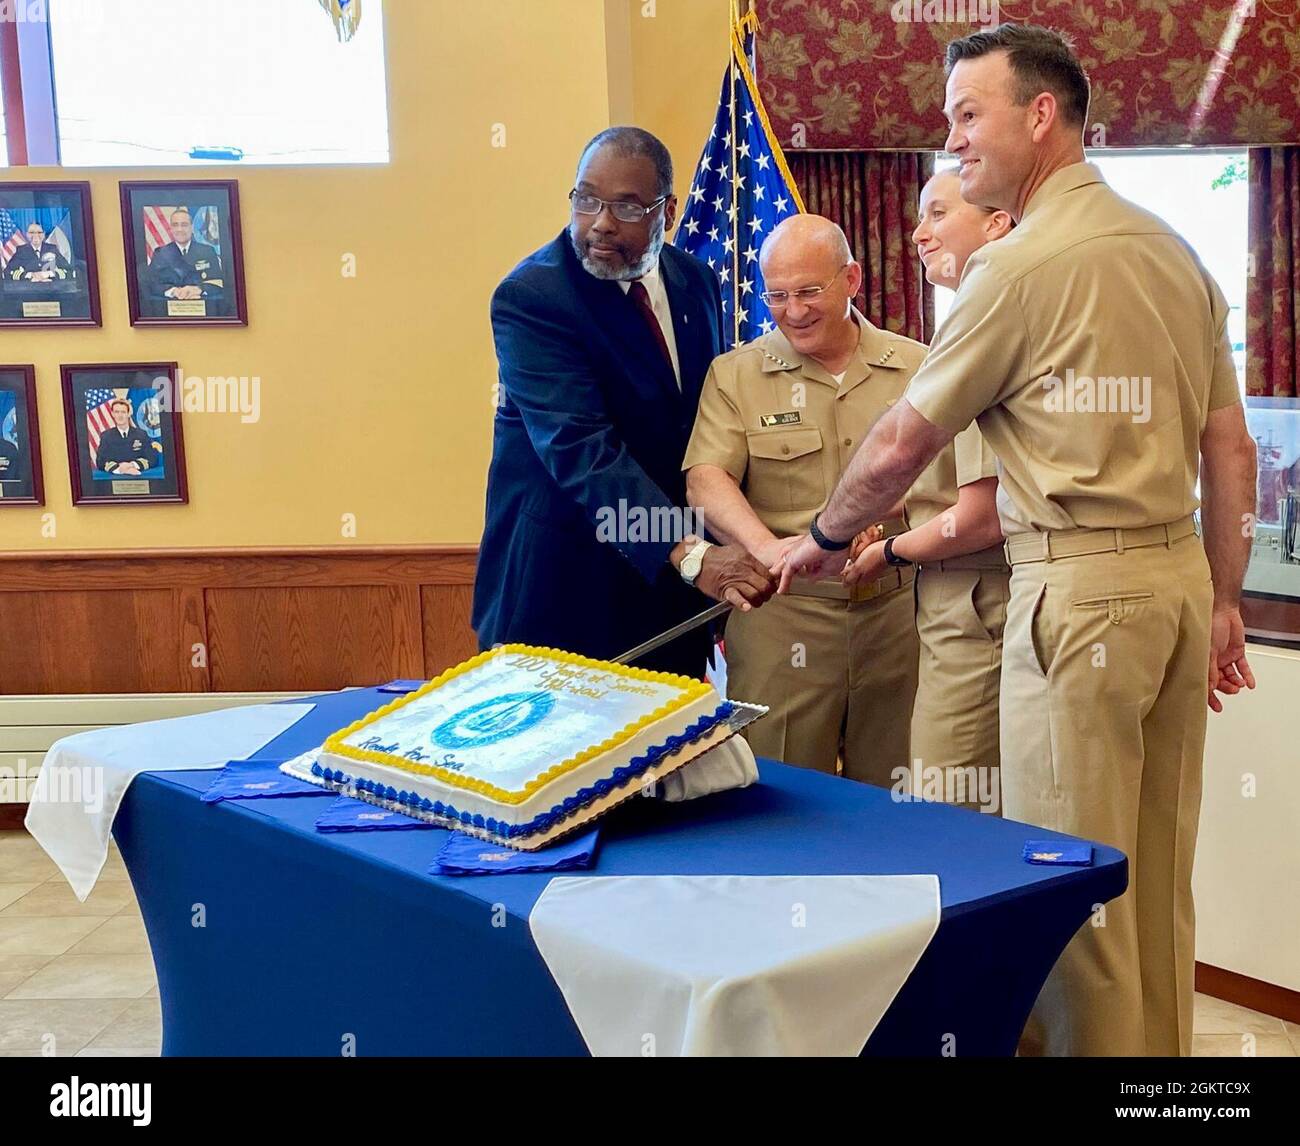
top-left (612, 601), bottom-right (731, 665)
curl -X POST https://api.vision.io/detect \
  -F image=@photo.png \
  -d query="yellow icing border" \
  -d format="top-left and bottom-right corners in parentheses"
top-left (322, 644), bottom-right (713, 806)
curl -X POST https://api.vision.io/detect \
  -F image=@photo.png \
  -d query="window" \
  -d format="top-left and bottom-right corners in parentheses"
top-left (1091, 151), bottom-right (1248, 387)
top-left (931, 150), bottom-right (1250, 393)
top-left (45, 0), bottom-right (389, 166)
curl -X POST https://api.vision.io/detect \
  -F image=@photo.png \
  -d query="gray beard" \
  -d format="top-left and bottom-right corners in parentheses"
top-left (572, 216), bottom-right (666, 282)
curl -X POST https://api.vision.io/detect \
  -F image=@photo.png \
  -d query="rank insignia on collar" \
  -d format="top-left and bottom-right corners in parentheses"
top-left (761, 350), bottom-right (797, 369)
top-left (875, 345), bottom-right (898, 366)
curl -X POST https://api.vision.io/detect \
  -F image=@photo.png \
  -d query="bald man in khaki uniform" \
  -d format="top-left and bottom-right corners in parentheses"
top-left (684, 214), bottom-right (924, 785)
top-left (780, 25), bottom-right (1256, 1057)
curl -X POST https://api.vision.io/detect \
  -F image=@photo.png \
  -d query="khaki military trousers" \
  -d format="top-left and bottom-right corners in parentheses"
top-left (910, 564), bottom-right (1010, 813)
top-left (724, 581), bottom-right (919, 787)
top-left (1000, 531), bottom-right (1212, 1057)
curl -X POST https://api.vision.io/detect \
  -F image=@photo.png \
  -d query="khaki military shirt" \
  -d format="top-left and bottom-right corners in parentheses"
top-left (905, 421), bottom-right (999, 530)
top-left (683, 309), bottom-right (928, 538)
top-left (904, 162), bottom-right (1242, 535)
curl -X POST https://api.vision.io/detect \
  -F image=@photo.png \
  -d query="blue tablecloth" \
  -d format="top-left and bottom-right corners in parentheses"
top-left (112, 687), bottom-right (1126, 1056)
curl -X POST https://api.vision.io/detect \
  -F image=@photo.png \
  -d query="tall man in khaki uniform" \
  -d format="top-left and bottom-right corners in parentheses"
top-left (684, 214), bottom-right (925, 785)
top-left (779, 24), bottom-right (1256, 1056)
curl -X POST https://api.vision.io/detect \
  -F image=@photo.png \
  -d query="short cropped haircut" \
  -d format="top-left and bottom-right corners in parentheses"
top-left (945, 22), bottom-right (1090, 127)
top-left (576, 126), bottom-right (674, 199)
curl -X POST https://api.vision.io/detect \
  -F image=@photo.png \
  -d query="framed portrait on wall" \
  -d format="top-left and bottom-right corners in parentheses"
top-left (0, 182), bottom-right (101, 327)
top-left (61, 363), bottom-right (188, 506)
top-left (119, 180), bottom-right (247, 326)
top-left (0, 365), bottom-right (44, 506)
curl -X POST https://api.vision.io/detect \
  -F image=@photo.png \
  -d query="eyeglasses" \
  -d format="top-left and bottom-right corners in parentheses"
top-left (569, 189), bottom-right (669, 224)
top-left (760, 264), bottom-right (852, 309)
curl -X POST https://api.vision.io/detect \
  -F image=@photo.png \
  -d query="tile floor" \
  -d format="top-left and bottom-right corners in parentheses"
top-left (0, 829), bottom-right (1296, 1057)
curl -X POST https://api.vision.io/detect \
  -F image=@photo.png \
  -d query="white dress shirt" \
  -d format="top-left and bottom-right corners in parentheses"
top-left (619, 258), bottom-right (681, 388)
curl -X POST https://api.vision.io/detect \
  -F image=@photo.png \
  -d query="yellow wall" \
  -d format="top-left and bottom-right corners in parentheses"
top-left (1, 0), bottom-right (730, 553)
top-left (628, 0), bottom-right (732, 203)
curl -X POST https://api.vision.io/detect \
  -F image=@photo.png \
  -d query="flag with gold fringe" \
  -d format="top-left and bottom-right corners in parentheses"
top-left (673, 2), bottom-right (805, 348)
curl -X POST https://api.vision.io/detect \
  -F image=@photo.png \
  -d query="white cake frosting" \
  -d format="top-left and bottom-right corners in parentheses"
top-left (315, 645), bottom-right (732, 839)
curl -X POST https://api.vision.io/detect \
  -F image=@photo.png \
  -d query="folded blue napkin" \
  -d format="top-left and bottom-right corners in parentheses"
top-left (432, 827), bottom-right (600, 876)
top-left (377, 679), bottom-right (426, 694)
top-left (201, 758), bottom-right (333, 804)
top-left (315, 796), bottom-right (439, 832)
top-left (1022, 840), bottom-right (1093, 866)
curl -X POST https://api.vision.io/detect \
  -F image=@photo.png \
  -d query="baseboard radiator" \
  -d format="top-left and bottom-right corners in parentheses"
top-left (0, 692), bottom-right (311, 805)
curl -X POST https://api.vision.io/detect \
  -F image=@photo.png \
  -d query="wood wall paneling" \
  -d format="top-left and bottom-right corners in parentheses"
top-left (0, 547), bottom-right (478, 695)
top-left (422, 584), bottom-right (479, 678)
top-left (0, 588), bottom-right (198, 694)
top-left (205, 585), bottom-right (425, 692)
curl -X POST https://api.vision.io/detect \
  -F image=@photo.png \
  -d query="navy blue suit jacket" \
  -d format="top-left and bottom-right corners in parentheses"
top-left (472, 231), bottom-right (725, 676)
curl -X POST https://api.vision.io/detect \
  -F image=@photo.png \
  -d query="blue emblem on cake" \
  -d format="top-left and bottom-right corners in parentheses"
top-left (431, 690), bottom-right (556, 749)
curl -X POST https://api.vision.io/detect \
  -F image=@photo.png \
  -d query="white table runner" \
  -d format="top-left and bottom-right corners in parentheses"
top-left (529, 873), bottom-right (940, 1057)
top-left (24, 704), bottom-right (314, 900)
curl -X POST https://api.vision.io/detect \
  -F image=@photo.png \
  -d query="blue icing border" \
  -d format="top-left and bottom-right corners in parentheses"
top-left (312, 701), bottom-right (734, 839)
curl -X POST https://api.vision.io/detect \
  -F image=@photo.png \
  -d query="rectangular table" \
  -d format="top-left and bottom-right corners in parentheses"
top-left (112, 687), bottom-right (1126, 1056)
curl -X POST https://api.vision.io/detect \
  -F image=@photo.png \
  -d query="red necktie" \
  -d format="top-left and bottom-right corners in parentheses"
top-left (627, 279), bottom-right (675, 376)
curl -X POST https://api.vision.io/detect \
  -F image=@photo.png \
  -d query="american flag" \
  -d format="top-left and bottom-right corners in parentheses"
top-left (141, 206), bottom-right (180, 263)
top-left (0, 207), bottom-right (25, 267)
top-left (673, 11), bottom-right (804, 348)
top-left (84, 388), bottom-right (125, 468)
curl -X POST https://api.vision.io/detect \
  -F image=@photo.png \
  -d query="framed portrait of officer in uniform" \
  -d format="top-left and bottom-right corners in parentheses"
top-left (119, 180), bottom-right (247, 327)
top-left (60, 363), bottom-right (188, 506)
top-left (0, 365), bottom-right (44, 506)
top-left (0, 183), bottom-right (101, 328)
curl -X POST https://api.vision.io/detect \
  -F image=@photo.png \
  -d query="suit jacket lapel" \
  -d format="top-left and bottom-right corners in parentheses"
top-left (564, 237), bottom-right (681, 404)
top-left (661, 249), bottom-right (711, 408)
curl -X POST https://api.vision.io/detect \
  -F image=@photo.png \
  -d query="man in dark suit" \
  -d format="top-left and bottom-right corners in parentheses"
top-left (146, 208), bottom-right (226, 314)
top-left (473, 127), bottom-right (775, 676)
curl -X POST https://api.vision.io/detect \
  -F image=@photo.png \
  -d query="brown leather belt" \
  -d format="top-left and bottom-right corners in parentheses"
top-left (787, 565), bottom-right (915, 602)
top-left (917, 544), bottom-right (1010, 573)
top-left (1004, 514), bottom-right (1198, 566)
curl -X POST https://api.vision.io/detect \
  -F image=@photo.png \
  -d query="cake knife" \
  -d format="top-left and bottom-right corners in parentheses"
top-left (611, 601), bottom-right (731, 665)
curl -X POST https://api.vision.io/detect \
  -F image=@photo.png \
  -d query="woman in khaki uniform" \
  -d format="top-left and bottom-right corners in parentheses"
top-left (845, 169), bottom-right (1012, 812)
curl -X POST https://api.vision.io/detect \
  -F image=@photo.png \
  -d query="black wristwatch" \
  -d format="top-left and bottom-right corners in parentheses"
top-left (883, 536), bottom-right (912, 567)
top-left (809, 514), bottom-right (851, 552)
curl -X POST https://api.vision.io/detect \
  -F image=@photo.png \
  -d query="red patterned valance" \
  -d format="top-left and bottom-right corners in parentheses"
top-left (755, 0), bottom-right (1300, 150)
